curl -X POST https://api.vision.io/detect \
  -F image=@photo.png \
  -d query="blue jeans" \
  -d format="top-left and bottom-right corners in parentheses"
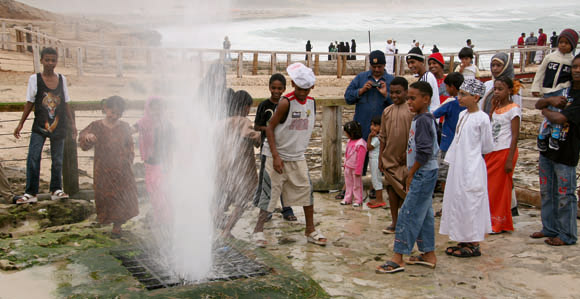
top-left (538, 154), bottom-right (578, 244)
top-left (25, 132), bottom-right (65, 195)
top-left (538, 89), bottom-right (567, 140)
top-left (394, 168), bottom-right (438, 255)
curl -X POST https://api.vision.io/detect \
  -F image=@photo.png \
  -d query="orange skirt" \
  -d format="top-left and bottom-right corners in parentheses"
top-left (485, 148), bottom-right (518, 232)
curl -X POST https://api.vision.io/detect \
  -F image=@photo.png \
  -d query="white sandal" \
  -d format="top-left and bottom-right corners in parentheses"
top-left (15, 193), bottom-right (38, 205)
top-left (306, 230), bottom-right (327, 246)
top-left (252, 232), bottom-right (267, 248)
top-left (52, 189), bottom-right (69, 200)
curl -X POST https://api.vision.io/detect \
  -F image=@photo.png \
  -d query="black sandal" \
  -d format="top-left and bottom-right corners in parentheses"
top-left (335, 190), bottom-right (345, 200)
top-left (283, 214), bottom-right (297, 221)
top-left (451, 244), bottom-right (481, 258)
top-left (445, 243), bottom-right (468, 255)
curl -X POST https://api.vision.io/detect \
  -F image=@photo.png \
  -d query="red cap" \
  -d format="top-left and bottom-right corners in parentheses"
top-left (428, 52), bottom-right (445, 67)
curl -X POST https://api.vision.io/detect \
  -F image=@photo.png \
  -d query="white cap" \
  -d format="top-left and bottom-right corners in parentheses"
top-left (286, 63), bottom-right (315, 89)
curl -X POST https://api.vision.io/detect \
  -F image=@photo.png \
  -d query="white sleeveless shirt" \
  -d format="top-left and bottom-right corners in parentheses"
top-left (263, 91), bottom-right (315, 161)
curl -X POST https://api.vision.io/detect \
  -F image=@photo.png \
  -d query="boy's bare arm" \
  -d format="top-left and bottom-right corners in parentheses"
top-left (13, 102), bottom-right (34, 139)
top-left (266, 98), bottom-right (290, 174)
top-left (542, 109), bottom-right (568, 125)
top-left (535, 96), bottom-right (566, 110)
top-left (367, 132), bottom-right (375, 151)
top-left (405, 161), bottom-right (422, 193)
top-left (254, 124), bottom-right (267, 132)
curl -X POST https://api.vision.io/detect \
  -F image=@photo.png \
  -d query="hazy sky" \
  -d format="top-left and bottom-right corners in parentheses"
top-left (18, 0), bottom-right (578, 15)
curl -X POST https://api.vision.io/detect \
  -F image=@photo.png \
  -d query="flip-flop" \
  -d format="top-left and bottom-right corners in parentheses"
top-left (367, 201), bottom-right (386, 209)
top-left (529, 232), bottom-right (546, 239)
top-left (382, 225), bottom-right (396, 234)
top-left (14, 194), bottom-right (37, 205)
top-left (407, 255), bottom-right (436, 268)
top-left (306, 230), bottom-right (327, 246)
top-left (335, 190), bottom-right (345, 200)
top-left (283, 215), bottom-right (298, 221)
top-left (375, 261), bottom-right (405, 274)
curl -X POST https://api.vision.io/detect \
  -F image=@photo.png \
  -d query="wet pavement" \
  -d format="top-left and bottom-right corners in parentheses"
top-left (232, 189), bottom-right (580, 298)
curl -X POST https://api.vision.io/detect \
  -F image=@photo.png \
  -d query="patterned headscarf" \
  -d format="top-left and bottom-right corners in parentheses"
top-left (460, 78), bottom-right (486, 97)
top-left (481, 52), bottom-right (518, 114)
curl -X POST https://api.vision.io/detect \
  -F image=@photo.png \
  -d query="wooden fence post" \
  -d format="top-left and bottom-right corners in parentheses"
top-left (341, 55), bottom-right (347, 76)
top-left (307, 52), bottom-right (312, 67)
top-left (116, 47), bottom-right (123, 77)
top-left (32, 44), bottom-right (41, 73)
top-left (336, 54), bottom-right (342, 78)
top-left (1, 22), bottom-right (5, 50)
top-left (286, 54), bottom-right (291, 67)
top-left (76, 47), bottom-right (83, 76)
top-left (314, 54), bottom-right (320, 75)
top-left (317, 105), bottom-right (343, 191)
top-left (397, 55), bottom-right (404, 76)
top-left (252, 53), bottom-right (258, 75)
top-left (364, 54), bottom-right (369, 71)
top-left (475, 53), bottom-right (480, 69)
top-left (270, 53), bottom-right (276, 75)
top-left (448, 55), bottom-right (455, 73)
top-left (519, 50), bottom-right (525, 73)
top-left (237, 51), bottom-right (243, 78)
top-left (63, 110), bottom-right (79, 196)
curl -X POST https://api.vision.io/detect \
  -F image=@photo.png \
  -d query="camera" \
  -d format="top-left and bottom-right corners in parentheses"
top-left (371, 81), bottom-right (381, 88)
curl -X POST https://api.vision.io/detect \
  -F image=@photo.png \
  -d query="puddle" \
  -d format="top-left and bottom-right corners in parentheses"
top-left (0, 264), bottom-right (59, 299)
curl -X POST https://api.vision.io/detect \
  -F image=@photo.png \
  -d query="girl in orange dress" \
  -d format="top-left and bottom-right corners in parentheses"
top-left (485, 77), bottom-right (521, 233)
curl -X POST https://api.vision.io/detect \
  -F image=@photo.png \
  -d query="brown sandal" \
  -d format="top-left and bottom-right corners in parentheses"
top-left (530, 232), bottom-right (546, 239)
top-left (545, 237), bottom-right (566, 246)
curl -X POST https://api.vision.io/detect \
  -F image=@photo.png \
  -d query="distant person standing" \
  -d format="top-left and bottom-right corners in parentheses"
top-left (431, 44), bottom-right (439, 53)
top-left (550, 31), bottom-right (559, 49)
top-left (305, 40), bottom-right (312, 61)
top-left (466, 39), bottom-right (474, 49)
top-left (346, 42), bottom-right (351, 60)
top-left (526, 32), bottom-right (538, 64)
top-left (351, 39), bottom-right (357, 60)
top-left (536, 28), bottom-right (548, 64)
top-left (223, 36), bottom-right (231, 60)
top-left (517, 33), bottom-right (526, 48)
top-left (328, 42), bottom-right (334, 60)
top-left (385, 39), bottom-right (396, 74)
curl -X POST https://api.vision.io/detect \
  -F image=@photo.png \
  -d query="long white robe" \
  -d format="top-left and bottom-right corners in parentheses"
top-left (439, 110), bottom-right (494, 242)
top-left (385, 43), bottom-right (396, 74)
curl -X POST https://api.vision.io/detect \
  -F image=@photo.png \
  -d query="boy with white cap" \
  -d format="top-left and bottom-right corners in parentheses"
top-left (252, 63), bottom-right (327, 247)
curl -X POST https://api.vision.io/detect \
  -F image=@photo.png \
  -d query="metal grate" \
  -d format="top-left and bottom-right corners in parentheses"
top-left (111, 245), bottom-right (269, 290)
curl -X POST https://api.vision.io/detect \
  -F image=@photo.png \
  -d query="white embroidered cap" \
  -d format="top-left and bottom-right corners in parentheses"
top-left (286, 63), bottom-right (315, 89)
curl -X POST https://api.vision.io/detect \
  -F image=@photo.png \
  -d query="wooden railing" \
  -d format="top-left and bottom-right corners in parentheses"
top-left (0, 18), bottom-right (563, 79)
top-left (0, 98), bottom-right (347, 194)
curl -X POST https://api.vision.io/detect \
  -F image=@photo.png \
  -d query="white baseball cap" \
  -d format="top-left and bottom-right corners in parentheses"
top-left (286, 63), bottom-right (315, 89)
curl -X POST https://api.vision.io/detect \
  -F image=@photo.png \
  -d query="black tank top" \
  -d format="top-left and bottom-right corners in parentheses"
top-left (32, 73), bottom-right (68, 139)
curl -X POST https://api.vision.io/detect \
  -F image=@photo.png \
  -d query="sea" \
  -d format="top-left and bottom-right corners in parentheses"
top-left (156, 0), bottom-right (580, 57)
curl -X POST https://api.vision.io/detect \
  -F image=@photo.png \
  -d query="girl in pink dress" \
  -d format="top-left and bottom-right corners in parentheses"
top-left (341, 121), bottom-right (367, 207)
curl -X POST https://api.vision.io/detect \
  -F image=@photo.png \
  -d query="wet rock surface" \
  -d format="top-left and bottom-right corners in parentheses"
top-left (231, 191), bottom-right (580, 298)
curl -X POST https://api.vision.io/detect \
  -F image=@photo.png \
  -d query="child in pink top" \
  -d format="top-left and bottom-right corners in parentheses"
top-left (341, 121), bottom-right (367, 207)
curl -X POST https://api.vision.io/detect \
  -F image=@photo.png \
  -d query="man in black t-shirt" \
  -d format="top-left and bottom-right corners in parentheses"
top-left (253, 74), bottom-right (296, 221)
top-left (531, 54), bottom-right (580, 246)
top-left (550, 31), bottom-right (559, 49)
